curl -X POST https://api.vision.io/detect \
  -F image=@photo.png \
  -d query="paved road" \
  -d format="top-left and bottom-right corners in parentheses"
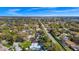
top-left (39, 20), bottom-right (65, 51)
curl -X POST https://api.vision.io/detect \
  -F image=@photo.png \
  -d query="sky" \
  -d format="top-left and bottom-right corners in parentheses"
top-left (0, 7), bottom-right (79, 16)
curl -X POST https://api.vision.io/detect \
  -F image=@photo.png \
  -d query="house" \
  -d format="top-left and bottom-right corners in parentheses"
top-left (28, 35), bottom-right (34, 39)
top-left (13, 42), bottom-right (22, 51)
top-left (0, 44), bottom-right (8, 51)
top-left (30, 42), bottom-right (41, 51)
top-left (63, 36), bottom-right (69, 41)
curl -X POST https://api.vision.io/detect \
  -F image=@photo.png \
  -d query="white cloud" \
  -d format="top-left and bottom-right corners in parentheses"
top-left (8, 9), bottom-right (21, 12)
top-left (5, 8), bottom-right (79, 16)
top-left (6, 8), bottom-right (42, 16)
top-left (49, 8), bottom-right (79, 12)
top-left (6, 9), bottom-right (23, 16)
top-left (26, 8), bottom-right (41, 11)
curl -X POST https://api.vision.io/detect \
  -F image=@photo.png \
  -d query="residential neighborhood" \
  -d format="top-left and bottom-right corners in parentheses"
top-left (0, 16), bottom-right (79, 51)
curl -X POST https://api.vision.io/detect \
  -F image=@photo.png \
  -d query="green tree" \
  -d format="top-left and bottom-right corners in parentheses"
top-left (20, 41), bottom-right (31, 50)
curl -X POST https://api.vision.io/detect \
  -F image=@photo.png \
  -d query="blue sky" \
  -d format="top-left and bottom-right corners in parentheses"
top-left (0, 7), bottom-right (79, 16)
